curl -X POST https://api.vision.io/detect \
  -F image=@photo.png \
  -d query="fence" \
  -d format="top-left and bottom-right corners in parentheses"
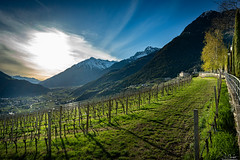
top-left (225, 73), bottom-right (240, 154)
top-left (0, 76), bottom-right (192, 157)
top-left (194, 72), bottom-right (222, 160)
top-left (225, 73), bottom-right (240, 105)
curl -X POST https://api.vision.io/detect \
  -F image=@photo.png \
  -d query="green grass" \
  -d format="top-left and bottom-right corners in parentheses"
top-left (0, 77), bottom-right (236, 160)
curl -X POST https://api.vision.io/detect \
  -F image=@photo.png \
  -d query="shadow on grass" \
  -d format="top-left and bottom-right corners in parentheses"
top-left (16, 153), bottom-right (27, 160)
top-left (109, 123), bottom-right (180, 158)
top-left (87, 134), bottom-right (112, 159)
top-left (34, 151), bottom-right (37, 160)
top-left (60, 138), bottom-right (69, 160)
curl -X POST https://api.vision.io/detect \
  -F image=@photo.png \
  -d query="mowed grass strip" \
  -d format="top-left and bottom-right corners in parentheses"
top-left (0, 77), bottom-right (217, 160)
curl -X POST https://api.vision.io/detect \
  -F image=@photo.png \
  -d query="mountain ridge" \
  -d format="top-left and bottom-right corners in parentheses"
top-left (12, 75), bottom-right (41, 84)
top-left (0, 71), bottom-right (50, 98)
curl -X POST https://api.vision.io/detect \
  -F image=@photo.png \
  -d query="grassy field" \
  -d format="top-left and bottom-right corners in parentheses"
top-left (198, 80), bottom-right (238, 159)
top-left (0, 77), bottom-right (236, 160)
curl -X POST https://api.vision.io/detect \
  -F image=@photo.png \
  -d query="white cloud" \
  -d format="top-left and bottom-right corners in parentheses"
top-left (0, 12), bottom-right (117, 80)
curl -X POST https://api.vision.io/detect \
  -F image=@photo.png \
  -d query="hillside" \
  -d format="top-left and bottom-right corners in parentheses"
top-left (40, 57), bottom-right (116, 88)
top-left (0, 71), bottom-right (50, 98)
top-left (125, 10), bottom-right (234, 84)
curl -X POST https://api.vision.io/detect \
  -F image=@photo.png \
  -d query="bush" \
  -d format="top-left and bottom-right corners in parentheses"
top-left (205, 132), bottom-right (238, 160)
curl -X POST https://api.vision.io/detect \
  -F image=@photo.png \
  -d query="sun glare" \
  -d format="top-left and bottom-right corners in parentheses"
top-left (27, 30), bottom-right (74, 76)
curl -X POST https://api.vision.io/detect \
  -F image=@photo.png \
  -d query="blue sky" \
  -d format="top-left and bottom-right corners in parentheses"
top-left (0, 0), bottom-right (218, 80)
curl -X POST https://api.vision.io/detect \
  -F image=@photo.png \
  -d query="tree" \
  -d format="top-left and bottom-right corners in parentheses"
top-left (233, 9), bottom-right (240, 77)
top-left (201, 30), bottom-right (228, 72)
top-left (216, 0), bottom-right (240, 11)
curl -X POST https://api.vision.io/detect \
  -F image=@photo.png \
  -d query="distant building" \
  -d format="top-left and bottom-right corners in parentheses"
top-left (179, 71), bottom-right (190, 77)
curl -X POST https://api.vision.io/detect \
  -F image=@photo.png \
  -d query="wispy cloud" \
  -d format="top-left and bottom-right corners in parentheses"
top-left (100, 0), bottom-right (139, 49)
top-left (34, 0), bottom-right (49, 11)
top-left (0, 11), bottom-right (117, 80)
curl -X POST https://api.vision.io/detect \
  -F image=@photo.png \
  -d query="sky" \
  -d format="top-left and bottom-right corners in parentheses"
top-left (0, 0), bottom-right (218, 80)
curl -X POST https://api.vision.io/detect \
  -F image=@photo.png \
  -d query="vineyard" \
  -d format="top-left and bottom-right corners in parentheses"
top-left (0, 76), bottom-right (192, 158)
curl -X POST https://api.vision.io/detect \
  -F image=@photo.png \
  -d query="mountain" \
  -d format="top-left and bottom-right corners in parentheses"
top-left (12, 75), bottom-right (41, 84)
top-left (104, 46), bottom-right (159, 71)
top-left (73, 10), bottom-right (235, 100)
top-left (72, 46), bottom-right (160, 100)
top-left (0, 71), bottom-right (50, 98)
top-left (40, 57), bottom-right (116, 88)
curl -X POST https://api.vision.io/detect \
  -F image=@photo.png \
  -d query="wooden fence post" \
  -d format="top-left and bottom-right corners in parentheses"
top-left (11, 117), bottom-right (14, 142)
top-left (48, 111), bottom-right (51, 157)
top-left (108, 100), bottom-right (112, 123)
top-left (162, 83), bottom-right (164, 96)
top-left (78, 104), bottom-right (81, 127)
top-left (59, 106), bottom-right (62, 138)
top-left (138, 92), bottom-right (141, 108)
top-left (148, 90), bottom-right (151, 104)
top-left (194, 109), bottom-right (199, 160)
top-left (214, 86), bottom-right (218, 117)
top-left (14, 139), bottom-right (17, 153)
top-left (5, 141), bottom-right (7, 154)
top-left (116, 100), bottom-right (118, 115)
top-left (126, 97), bottom-right (128, 115)
top-left (167, 83), bottom-right (169, 95)
top-left (35, 137), bottom-right (38, 153)
top-left (23, 139), bottom-right (26, 153)
top-left (86, 104), bottom-right (89, 134)
top-left (36, 111), bottom-right (38, 137)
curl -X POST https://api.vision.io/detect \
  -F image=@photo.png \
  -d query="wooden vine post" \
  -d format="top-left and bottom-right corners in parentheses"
top-left (115, 100), bottom-right (118, 115)
top-left (86, 104), bottom-right (90, 134)
top-left (48, 111), bottom-right (51, 157)
top-left (194, 109), bottom-right (199, 160)
top-left (138, 92), bottom-right (141, 109)
top-left (59, 106), bottom-right (62, 138)
top-left (126, 97), bottom-right (128, 115)
top-left (214, 86), bottom-right (218, 117)
top-left (148, 90), bottom-right (151, 104)
top-left (162, 83), bottom-right (164, 96)
top-left (36, 111), bottom-right (38, 137)
top-left (108, 100), bottom-right (112, 123)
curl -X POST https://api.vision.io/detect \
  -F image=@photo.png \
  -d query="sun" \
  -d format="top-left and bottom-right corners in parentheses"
top-left (27, 29), bottom-right (74, 76)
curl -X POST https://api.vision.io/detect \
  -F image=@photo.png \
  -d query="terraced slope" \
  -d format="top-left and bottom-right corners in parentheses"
top-left (0, 77), bottom-right (221, 159)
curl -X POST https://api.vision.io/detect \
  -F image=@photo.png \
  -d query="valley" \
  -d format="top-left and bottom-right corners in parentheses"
top-left (0, 88), bottom-right (75, 115)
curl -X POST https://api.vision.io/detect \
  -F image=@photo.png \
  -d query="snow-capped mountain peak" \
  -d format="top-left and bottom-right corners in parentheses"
top-left (129, 46), bottom-right (159, 60)
top-left (74, 57), bottom-right (116, 70)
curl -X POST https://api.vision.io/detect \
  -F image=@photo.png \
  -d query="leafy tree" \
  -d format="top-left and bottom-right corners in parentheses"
top-left (233, 9), bottom-right (240, 77)
top-left (201, 30), bottom-right (228, 72)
